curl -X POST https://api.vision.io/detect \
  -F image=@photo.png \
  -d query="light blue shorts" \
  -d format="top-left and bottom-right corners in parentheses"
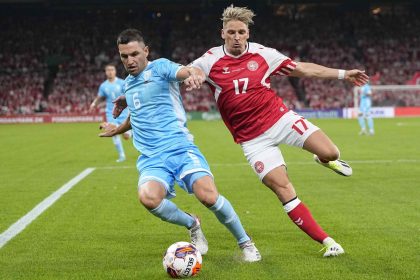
top-left (137, 145), bottom-right (213, 199)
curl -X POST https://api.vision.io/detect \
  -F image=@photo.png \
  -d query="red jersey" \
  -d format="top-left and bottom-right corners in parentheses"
top-left (191, 42), bottom-right (297, 143)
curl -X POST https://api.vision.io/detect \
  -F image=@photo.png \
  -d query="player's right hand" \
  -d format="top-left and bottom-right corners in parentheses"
top-left (112, 96), bottom-right (127, 118)
top-left (345, 70), bottom-right (370, 86)
top-left (88, 103), bottom-right (96, 113)
top-left (98, 122), bottom-right (117, 137)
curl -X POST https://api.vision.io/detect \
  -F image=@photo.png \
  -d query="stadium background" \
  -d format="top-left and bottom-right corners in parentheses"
top-left (1, 1), bottom-right (420, 280)
top-left (1, 0), bottom-right (420, 122)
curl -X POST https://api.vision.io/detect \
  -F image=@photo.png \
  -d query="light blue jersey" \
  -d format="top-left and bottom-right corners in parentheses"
top-left (124, 58), bottom-right (194, 157)
top-left (359, 84), bottom-right (372, 114)
top-left (98, 77), bottom-right (128, 123)
top-left (124, 58), bottom-right (212, 198)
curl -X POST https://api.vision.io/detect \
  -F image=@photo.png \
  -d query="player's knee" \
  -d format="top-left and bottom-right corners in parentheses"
top-left (138, 186), bottom-right (164, 209)
top-left (122, 133), bottom-right (130, 140)
top-left (322, 146), bottom-right (340, 161)
top-left (263, 171), bottom-right (292, 195)
top-left (266, 177), bottom-right (291, 192)
top-left (193, 177), bottom-right (218, 207)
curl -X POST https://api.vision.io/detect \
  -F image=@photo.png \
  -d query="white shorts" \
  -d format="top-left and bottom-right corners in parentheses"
top-left (240, 111), bottom-right (319, 180)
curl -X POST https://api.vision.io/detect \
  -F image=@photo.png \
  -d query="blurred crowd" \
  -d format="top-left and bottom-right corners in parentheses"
top-left (1, 6), bottom-right (419, 115)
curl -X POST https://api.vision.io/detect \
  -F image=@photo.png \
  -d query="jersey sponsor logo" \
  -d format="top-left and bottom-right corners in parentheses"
top-left (222, 67), bottom-right (230, 74)
top-left (247, 60), bottom-right (259, 71)
top-left (254, 161), bottom-right (264, 174)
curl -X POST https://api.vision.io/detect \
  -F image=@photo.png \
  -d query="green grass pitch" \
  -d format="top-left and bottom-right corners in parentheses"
top-left (0, 118), bottom-right (419, 279)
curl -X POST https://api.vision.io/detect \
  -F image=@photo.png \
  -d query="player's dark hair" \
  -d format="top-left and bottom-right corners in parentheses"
top-left (117, 29), bottom-right (145, 45)
top-left (104, 63), bottom-right (116, 69)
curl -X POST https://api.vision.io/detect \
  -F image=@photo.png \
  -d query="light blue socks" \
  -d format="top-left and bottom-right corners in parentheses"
top-left (209, 195), bottom-right (250, 244)
top-left (149, 199), bottom-right (195, 228)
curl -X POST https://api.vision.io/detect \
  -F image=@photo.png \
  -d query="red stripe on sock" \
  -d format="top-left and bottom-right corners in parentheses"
top-left (287, 202), bottom-right (328, 243)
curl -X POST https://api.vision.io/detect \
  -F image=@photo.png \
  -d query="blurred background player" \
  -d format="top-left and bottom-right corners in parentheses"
top-left (90, 64), bottom-right (130, 162)
top-left (358, 82), bottom-right (375, 135)
top-left (101, 29), bottom-right (261, 262)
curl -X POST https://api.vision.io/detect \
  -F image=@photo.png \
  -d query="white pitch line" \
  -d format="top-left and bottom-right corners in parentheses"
top-left (95, 159), bottom-right (420, 170)
top-left (0, 167), bottom-right (95, 249)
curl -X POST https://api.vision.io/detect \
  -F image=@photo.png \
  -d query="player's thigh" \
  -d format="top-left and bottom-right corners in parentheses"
top-left (174, 146), bottom-right (214, 194)
top-left (137, 155), bottom-right (177, 200)
top-left (302, 130), bottom-right (339, 161)
top-left (241, 137), bottom-right (286, 181)
top-left (273, 111), bottom-right (320, 148)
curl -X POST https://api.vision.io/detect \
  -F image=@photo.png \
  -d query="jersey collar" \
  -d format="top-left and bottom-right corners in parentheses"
top-left (223, 42), bottom-right (249, 58)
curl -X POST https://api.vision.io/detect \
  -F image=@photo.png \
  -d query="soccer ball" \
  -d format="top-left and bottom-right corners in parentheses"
top-left (163, 241), bottom-right (202, 278)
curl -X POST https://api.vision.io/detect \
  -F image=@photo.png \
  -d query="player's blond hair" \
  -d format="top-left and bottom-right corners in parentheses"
top-left (221, 5), bottom-right (255, 27)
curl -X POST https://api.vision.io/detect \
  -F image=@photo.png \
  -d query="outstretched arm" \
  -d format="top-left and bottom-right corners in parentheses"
top-left (89, 96), bottom-right (106, 112)
top-left (176, 66), bottom-right (206, 91)
top-left (99, 116), bottom-right (131, 137)
top-left (290, 62), bottom-right (369, 86)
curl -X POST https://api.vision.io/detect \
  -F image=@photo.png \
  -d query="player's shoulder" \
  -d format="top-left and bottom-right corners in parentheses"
top-left (151, 58), bottom-right (175, 67)
top-left (198, 45), bottom-right (224, 60)
top-left (248, 42), bottom-right (277, 54)
top-left (150, 58), bottom-right (181, 72)
top-left (99, 80), bottom-right (109, 91)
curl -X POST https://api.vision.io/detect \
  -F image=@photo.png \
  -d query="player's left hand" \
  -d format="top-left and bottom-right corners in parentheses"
top-left (112, 96), bottom-right (127, 118)
top-left (345, 70), bottom-right (370, 86)
top-left (184, 68), bottom-right (206, 91)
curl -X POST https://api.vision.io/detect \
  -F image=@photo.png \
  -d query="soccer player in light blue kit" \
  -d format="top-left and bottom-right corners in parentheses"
top-left (358, 82), bottom-right (375, 135)
top-left (90, 64), bottom-right (130, 162)
top-left (100, 29), bottom-right (260, 262)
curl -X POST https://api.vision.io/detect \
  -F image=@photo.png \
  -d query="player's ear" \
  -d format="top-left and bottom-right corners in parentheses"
top-left (221, 28), bottom-right (225, 39)
top-left (144, 46), bottom-right (149, 57)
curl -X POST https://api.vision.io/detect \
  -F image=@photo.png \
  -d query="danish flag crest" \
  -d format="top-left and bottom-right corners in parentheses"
top-left (254, 161), bottom-right (264, 173)
top-left (247, 60), bottom-right (259, 71)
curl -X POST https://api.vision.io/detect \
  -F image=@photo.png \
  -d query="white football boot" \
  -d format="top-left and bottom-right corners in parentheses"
top-left (116, 156), bottom-right (126, 163)
top-left (321, 237), bottom-right (345, 257)
top-left (314, 155), bottom-right (353, 177)
top-left (239, 240), bottom-right (262, 262)
top-left (188, 214), bottom-right (208, 255)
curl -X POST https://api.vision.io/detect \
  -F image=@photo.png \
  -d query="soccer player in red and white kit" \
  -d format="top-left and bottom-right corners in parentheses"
top-left (190, 6), bottom-right (369, 257)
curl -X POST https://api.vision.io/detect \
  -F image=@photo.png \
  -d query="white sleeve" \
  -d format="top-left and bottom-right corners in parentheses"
top-left (190, 54), bottom-right (211, 76)
top-left (258, 47), bottom-right (297, 77)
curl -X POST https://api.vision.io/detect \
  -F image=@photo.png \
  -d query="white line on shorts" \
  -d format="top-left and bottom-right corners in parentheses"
top-left (0, 167), bottom-right (95, 249)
